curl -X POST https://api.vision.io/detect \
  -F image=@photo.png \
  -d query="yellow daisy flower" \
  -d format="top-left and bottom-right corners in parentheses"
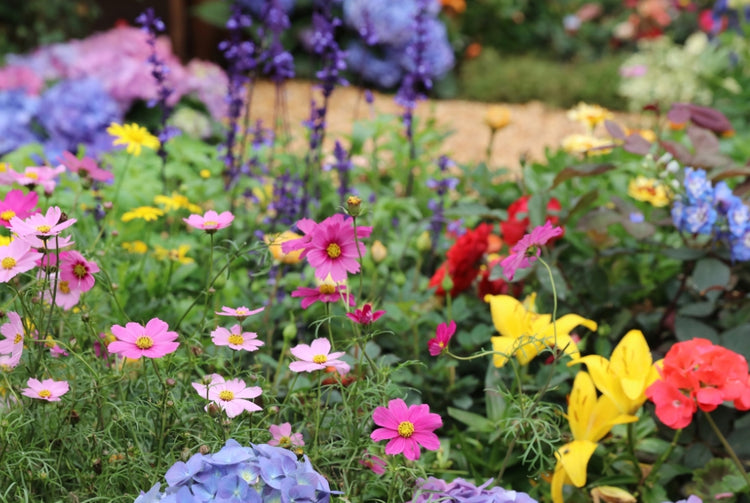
top-left (566, 102), bottom-right (614, 131)
top-left (107, 122), bottom-right (160, 156)
top-left (121, 241), bottom-right (149, 254)
top-left (153, 244), bottom-right (194, 265)
top-left (154, 192), bottom-right (202, 213)
top-left (627, 176), bottom-right (672, 207)
top-left (121, 206), bottom-right (164, 222)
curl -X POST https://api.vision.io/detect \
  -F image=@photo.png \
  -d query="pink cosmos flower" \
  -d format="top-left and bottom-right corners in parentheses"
top-left (0, 189), bottom-right (39, 228)
top-left (370, 398), bottom-right (442, 461)
top-left (268, 422), bottom-right (305, 448)
top-left (215, 305), bottom-right (265, 320)
top-left (60, 151), bottom-right (114, 183)
top-left (59, 250), bottom-right (99, 292)
top-left (211, 324), bottom-right (264, 352)
top-left (192, 374), bottom-right (262, 418)
top-left (183, 210), bottom-right (234, 233)
top-left (280, 218), bottom-right (320, 259)
top-left (291, 284), bottom-right (355, 310)
top-left (289, 337), bottom-right (350, 375)
top-left (41, 271), bottom-right (82, 311)
top-left (108, 318), bottom-right (180, 359)
top-left (22, 378), bottom-right (70, 401)
top-left (305, 214), bottom-right (373, 282)
top-left (9, 206), bottom-right (77, 248)
top-left (359, 453), bottom-right (387, 475)
top-left (0, 240), bottom-right (43, 282)
top-left (0, 311), bottom-right (26, 368)
top-left (500, 221), bottom-right (564, 281)
top-left (8, 165), bottom-right (66, 194)
top-left (428, 320), bottom-right (456, 356)
top-left (346, 304), bottom-right (386, 325)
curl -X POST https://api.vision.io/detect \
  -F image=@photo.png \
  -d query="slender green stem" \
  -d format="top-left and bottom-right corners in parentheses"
top-left (626, 422), bottom-right (642, 479)
top-left (351, 216), bottom-right (364, 302)
top-left (642, 428), bottom-right (682, 487)
top-left (704, 410), bottom-right (750, 491)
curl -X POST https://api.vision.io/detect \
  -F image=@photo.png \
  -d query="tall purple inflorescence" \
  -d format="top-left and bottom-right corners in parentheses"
top-left (219, 1), bottom-right (256, 188)
top-left (396, 0), bottom-right (433, 196)
top-left (135, 8), bottom-right (173, 165)
top-left (324, 140), bottom-right (353, 203)
top-left (258, 0), bottom-right (295, 85)
top-left (427, 155), bottom-right (458, 255)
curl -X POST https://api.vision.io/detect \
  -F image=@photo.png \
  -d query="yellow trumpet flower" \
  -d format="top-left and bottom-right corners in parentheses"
top-left (485, 294), bottom-right (597, 367)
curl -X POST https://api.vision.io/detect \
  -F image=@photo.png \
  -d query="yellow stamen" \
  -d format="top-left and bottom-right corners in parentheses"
top-left (219, 390), bottom-right (234, 401)
top-left (326, 243), bottom-right (342, 259)
top-left (1, 257), bottom-right (16, 270)
top-left (313, 354), bottom-right (327, 364)
top-left (135, 336), bottom-right (154, 349)
top-left (397, 421), bottom-right (415, 438)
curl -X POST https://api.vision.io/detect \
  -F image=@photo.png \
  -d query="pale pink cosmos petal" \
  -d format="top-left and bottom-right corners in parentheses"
top-left (289, 360), bottom-right (324, 373)
top-left (22, 377), bottom-right (69, 401)
top-left (309, 337), bottom-right (332, 356)
top-left (289, 342), bottom-right (313, 360)
top-left (107, 318), bottom-right (179, 359)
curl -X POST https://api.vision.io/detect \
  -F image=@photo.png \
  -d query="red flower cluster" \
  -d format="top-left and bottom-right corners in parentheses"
top-left (500, 195), bottom-right (562, 247)
top-left (645, 338), bottom-right (750, 429)
top-left (429, 223), bottom-right (493, 297)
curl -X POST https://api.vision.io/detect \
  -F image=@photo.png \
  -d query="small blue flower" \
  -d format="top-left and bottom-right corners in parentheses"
top-left (731, 229), bottom-right (750, 261)
top-left (682, 201), bottom-right (717, 234)
top-left (684, 167), bottom-right (714, 204)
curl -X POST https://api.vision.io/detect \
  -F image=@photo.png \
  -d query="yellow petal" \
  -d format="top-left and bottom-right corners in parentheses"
top-left (551, 459), bottom-right (573, 503)
top-left (589, 395), bottom-right (638, 442)
top-left (567, 372), bottom-right (598, 440)
top-left (557, 439), bottom-right (598, 487)
top-left (569, 355), bottom-right (629, 412)
top-left (484, 294), bottom-right (527, 339)
top-left (610, 330), bottom-right (652, 401)
top-left (491, 336), bottom-right (516, 368)
top-left (590, 486), bottom-right (637, 503)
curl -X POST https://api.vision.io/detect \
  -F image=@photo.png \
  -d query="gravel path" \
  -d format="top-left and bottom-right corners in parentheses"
top-left (250, 79), bottom-right (638, 172)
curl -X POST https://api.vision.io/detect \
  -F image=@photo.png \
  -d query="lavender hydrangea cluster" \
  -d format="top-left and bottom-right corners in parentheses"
top-left (134, 439), bottom-right (334, 503)
top-left (671, 167), bottom-right (750, 261)
top-left (0, 89), bottom-right (39, 155)
top-left (409, 477), bottom-right (538, 503)
top-left (343, 0), bottom-right (454, 90)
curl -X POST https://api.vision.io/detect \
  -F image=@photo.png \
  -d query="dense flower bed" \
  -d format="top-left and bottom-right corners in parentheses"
top-left (1, 2), bottom-right (750, 503)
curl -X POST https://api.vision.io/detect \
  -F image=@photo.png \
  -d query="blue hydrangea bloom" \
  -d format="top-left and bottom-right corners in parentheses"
top-left (684, 167), bottom-right (714, 204)
top-left (682, 201), bottom-right (717, 235)
top-left (134, 440), bottom-right (334, 503)
top-left (0, 89), bottom-right (41, 154)
top-left (37, 77), bottom-right (122, 161)
top-left (409, 477), bottom-right (538, 503)
top-left (727, 200), bottom-right (750, 238)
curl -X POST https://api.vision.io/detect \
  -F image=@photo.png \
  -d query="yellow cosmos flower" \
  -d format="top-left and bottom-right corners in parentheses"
top-left (107, 122), bottom-right (160, 156)
top-left (199, 169), bottom-right (211, 179)
top-left (627, 176), bottom-right (672, 207)
top-left (264, 231), bottom-right (303, 264)
top-left (154, 192), bottom-right (202, 213)
top-left (551, 372), bottom-right (638, 503)
top-left (568, 329), bottom-right (660, 415)
top-left (121, 240), bottom-right (148, 254)
top-left (121, 206), bottom-right (164, 222)
top-left (153, 244), bottom-right (194, 265)
top-left (566, 102), bottom-right (614, 130)
top-left (0, 235), bottom-right (13, 247)
top-left (484, 105), bottom-right (511, 131)
top-left (485, 294), bottom-right (597, 367)
top-left (561, 134), bottom-right (612, 156)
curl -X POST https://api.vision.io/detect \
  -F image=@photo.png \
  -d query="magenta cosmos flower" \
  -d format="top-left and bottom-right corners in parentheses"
top-left (192, 374), bottom-right (262, 418)
top-left (215, 305), bottom-right (264, 320)
top-left (211, 324), bottom-right (264, 352)
top-left (428, 320), bottom-right (456, 357)
top-left (291, 283), bottom-right (355, 310)
top-left (108, 318), bottom-right (179, 359)
top-left (500, 221), bottom-right (564, 281)
top-left (371, 398), bottom-right (442, 461)
top-left (0, 311), bottom-right (25, 368)
top-left (60, 250), bottom-right (99, 292)
top-left (0, 189), bottom-right (38, 227)
top-left (9, 206), bottom-right (77, 248)
top-left (268, 422), bottom-right (305, 448)
top-left (184, 210), bottom-right (234, 233)
top-left (0, 240), bottom-right (43, 283)
top-left (346, 304), bottom-right (386, 325)
top-left (60, 151), bottom-right (113, 183)
top-left (359, 453), bottom-right (387, 475)
top-left (22, 377), bottom-right (70, 401)
top-left (289, 337), bottom-right (350, 374)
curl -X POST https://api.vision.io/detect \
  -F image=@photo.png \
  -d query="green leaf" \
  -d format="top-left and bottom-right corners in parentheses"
top-left (721, 323), bottom-right (750, 359)
top-left (663, 247), bottom-right (707, 260)
top-left (691, 257), bottom-right (731, 294)
top-left (551, 163), bottom-right (616, 188)
top-left (674, 315), bottom-right (719, 343)
top-left (677, 301), bottom-right (715, 318)
top-left (447, 407), bottom-right (495, 433)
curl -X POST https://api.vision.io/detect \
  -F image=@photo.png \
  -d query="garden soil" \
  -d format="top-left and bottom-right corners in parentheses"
top-left (251, 79), bottom-right (638, 172)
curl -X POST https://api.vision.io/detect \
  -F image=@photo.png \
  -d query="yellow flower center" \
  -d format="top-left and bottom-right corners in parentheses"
top-left (313, 354), bottom-right (327, 364)
top-left (203, 220), bottom-right (218, 227)
top-left (1, 210), bottom-right (15, 221)
top-left (14, 334), bottom-right (22, 344)
top-left (135, 336), bottom-right (154, 349)
top-left (36, 225), bottom-right (51, 233)
top-left (73, 264), bottom-right (87, 278)
top-left (1, 257), bottom-right (16, 269)
top-left (326, 243), bottom-right (342, 259)
top-left (319, 284), bottom-right (336, 295)
top-left (26, 172), bottom-right (39, 180)
top-left (279, 436), bottom-right (292, 448)
top-left (38, 389), bottom-right (51, 398)
top-left (228, 334), bottom-right (244, 345)
top-left (397, 421), bottom-right (415, 438)
top-left (59, 281), bottom-right (71, 294)
top-left (219, 390), bottom-right (234, 401)
top-left (236, 308), bottom-right (249, 315)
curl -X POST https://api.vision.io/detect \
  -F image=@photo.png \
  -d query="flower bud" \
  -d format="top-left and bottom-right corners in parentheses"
top-left (485, 105), bottom-right (511, 131)
top-left (346, 195), bottom-right (362, 217)
top-left (282, 322), bottom-right (297, 341)
top-left (416, 231), bottom-right (432, 252)
top-left (370, 240), bottom-right (387, 263)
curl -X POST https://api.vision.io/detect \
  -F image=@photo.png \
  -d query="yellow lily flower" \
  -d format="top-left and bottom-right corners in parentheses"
top-left (568, 329), bottom-right (660, 414)
top-left (551, 371), bottom-right (638, 503)
top-left (485, 294), bottom-right (598, 367)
